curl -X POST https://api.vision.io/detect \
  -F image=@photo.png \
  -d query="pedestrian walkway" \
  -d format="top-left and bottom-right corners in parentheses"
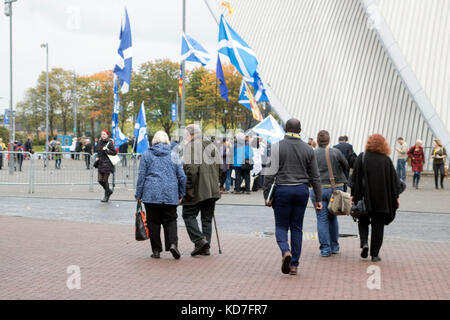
top-left (0, 216), bottom-right (448, 300)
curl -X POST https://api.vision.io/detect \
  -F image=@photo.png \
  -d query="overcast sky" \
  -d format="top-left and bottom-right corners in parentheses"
top-left (0, 0), bottom-right (220, 113)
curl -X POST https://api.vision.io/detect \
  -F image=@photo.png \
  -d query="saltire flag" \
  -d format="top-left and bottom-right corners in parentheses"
top-left (134, 101), bottom-right (150, 154)
top-left (178, 65), bottom-right (183, 98)
top-left (221, 1), bottom-right (234, 17)
top-left (238, 81), bottom-right (251, 112)
top-left (114, 126), bottom-right (128, 148)
top-left (113, 7), bottom-right (133, 94)
top-left (250, 115), bottom-right (285, 143)
top-left (216, 55), bottom-right (229, 102)
top-left (4, 109), bottom-right (9, 125)
top-left (218, 14), bottom-right (258, 81)
top-left (181, 33), bottom-right (212, 66)
top-left (249, 72), bottom-right (269, 102)
top-left (239, 81), bottom-right (263, 122)
top-left (111, 76), bottom-right (120, 139)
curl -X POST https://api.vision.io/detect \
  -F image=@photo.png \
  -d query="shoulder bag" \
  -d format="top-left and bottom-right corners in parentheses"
top-left (325, 148), bottom-right (352, 216)
top-left (350, 153), bottom-right (370, 221)
top-left (105, 141), bottom-right (121, 166)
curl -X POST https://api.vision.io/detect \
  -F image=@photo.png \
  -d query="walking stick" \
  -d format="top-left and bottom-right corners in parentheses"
top-left (213, 214), bottom-right (222, 254)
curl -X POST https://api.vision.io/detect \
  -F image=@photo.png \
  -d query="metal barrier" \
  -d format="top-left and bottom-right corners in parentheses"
top-left (91, 153), bottom-right (139, 191)
top-left (0, 151), bottom-right (140, 194)
top-left (0, 151), bottom-right (34, 193)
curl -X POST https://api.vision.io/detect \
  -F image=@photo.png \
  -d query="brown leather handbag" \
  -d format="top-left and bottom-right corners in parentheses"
top-left (325, 148), bottom-right (352, 216)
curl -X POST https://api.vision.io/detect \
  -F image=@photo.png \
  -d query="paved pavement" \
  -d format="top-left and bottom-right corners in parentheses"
top-left (0, 216), bottom-right (448, 300)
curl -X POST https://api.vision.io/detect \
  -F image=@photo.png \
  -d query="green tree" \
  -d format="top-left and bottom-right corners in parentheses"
top-left (136, 59), bottom-right (179, 135)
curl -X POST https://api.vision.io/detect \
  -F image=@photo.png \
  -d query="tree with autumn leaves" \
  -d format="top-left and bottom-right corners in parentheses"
top-left (16, 59), bottom-right (266, 142)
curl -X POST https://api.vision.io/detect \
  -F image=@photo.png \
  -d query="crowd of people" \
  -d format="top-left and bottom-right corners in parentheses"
top-left (0, 120), bottom-right (448, 275)
top-left (128, 118), bottom-right (449, 276)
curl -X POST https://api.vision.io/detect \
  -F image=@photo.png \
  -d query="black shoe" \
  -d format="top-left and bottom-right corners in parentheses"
top-left (371, 256), bottom-right (381, 262)
top-left (361, 244), bottom-right (369, 259)
top-left (281, 252), bottom-right (292, 274)
top-left (101, 191), bottom-right (109, 203)
top-left (191, 239), bottom-right (209, 256)
top-left (200, 248), bottom-right (210, 256)
top-left (169, 244), bottom-right (181, 259)
top-left (103, 189), bottom-right (113, 202)
top-left (151, 252), bottom-right (160, 259)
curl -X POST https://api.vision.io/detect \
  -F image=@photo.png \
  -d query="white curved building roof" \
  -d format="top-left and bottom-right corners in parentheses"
top-left (210, 0), bottom-right (450, 166)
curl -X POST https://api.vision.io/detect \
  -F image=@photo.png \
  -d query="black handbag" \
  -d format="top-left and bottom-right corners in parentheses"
top-left (135, 202), bottom-right (149, 241)
top-left (351, 153), bottom-right (370, 221)
top-left (241, 159), bottom-right (253, 171)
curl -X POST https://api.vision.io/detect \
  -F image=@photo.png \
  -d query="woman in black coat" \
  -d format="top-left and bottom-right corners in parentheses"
top-left (97, 130), bottom-right (117, 203)
top-left (350, 134), bottom-right (401, 262)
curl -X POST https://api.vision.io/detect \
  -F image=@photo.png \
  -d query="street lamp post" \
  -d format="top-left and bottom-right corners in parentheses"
top-left (5, 0), bottom-right (18, 175)
top-left (40, 43), bottom-right (49, 167)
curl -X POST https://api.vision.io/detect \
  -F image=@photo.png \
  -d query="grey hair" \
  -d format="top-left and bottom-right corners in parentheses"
top-left (152, 131), bottom-right (170, 146)
top-left (186, 124), bottom-right (202, 137)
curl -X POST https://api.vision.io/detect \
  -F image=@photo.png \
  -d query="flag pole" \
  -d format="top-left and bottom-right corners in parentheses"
top-left (180, 0), bottom-right (186, 140)
top-left (215, 62), bottom-right (218, 134)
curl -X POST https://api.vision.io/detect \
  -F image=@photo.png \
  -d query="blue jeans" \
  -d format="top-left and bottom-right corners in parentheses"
top-left (413, 172), bottom-right (421, 187)
top-left (397, 159), bottom-right (406, 181)
top-left (310, 187), bottom-right (342, 256)
top-left (225, 168), bottom-right (233, 191)
top-left (272, 184), bottom-right (309, 267)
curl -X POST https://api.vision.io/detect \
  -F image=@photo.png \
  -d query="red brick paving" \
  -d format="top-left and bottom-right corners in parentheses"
top-left (0, 216), bottom-right (449, 300)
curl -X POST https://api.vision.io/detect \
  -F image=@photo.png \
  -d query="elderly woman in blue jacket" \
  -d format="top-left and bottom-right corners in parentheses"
top-left (135, 131), bottom-right (187, 260)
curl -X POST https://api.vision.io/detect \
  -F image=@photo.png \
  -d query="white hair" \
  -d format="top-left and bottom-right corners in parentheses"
top-left (416, 139), bottom-right (423, 145)
top-left (186, 124), bottom-right (202, 137)
top-left (152, 131), bottom-right (170, 146)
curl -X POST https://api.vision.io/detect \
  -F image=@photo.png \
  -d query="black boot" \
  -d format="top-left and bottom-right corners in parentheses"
top-left (102, 188), bottom-right (113, 203)
top-left (101, 190), bottom-right (109, 203)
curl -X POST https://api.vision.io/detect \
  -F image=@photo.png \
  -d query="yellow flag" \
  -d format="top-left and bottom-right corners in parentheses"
top-left (244, 82), bottom-right (263, 122)
top-left (221, 1), bottom-right (235, 17)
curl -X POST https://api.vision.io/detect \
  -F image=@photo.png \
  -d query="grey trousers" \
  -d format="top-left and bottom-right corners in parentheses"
top-left (182, 198), bottom-right (217, 244)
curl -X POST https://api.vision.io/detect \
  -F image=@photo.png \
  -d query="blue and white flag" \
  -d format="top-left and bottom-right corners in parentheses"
top-left (218, 14), bottom-right (258, 80)
top-left (238, 81), bottom-right (251, 111)
top-left (114, 126), bottom-right (128, 148)
top-left (111, 77), bottom-right (120, 139)
top-left (181, 33), bottom-right (211, 66)
top-left (216, 55), bottom-right (229, 102)
top-left (113, 8), bottom-right (133, 94)
top-left (250, 115), bottom-right (285, 143)
top-left (250, 72), bottom-right (269, 102)
top-left (4, 109), bottom-right (9, 125)
top-left (134, 102), bottom-right (149, 154)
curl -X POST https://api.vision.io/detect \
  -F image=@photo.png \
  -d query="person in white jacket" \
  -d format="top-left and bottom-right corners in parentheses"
top-left (251, 136), bottom-right (267, 191)
top-left (70, 138), bottom-right (77, 160)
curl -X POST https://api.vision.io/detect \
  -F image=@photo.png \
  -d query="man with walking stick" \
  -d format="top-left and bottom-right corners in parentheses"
top-left (181, 124), bottom-right (222, 256)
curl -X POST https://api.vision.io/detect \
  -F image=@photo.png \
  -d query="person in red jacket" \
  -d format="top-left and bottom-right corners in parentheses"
top-left (407, 140), bottom-right (425, 189)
